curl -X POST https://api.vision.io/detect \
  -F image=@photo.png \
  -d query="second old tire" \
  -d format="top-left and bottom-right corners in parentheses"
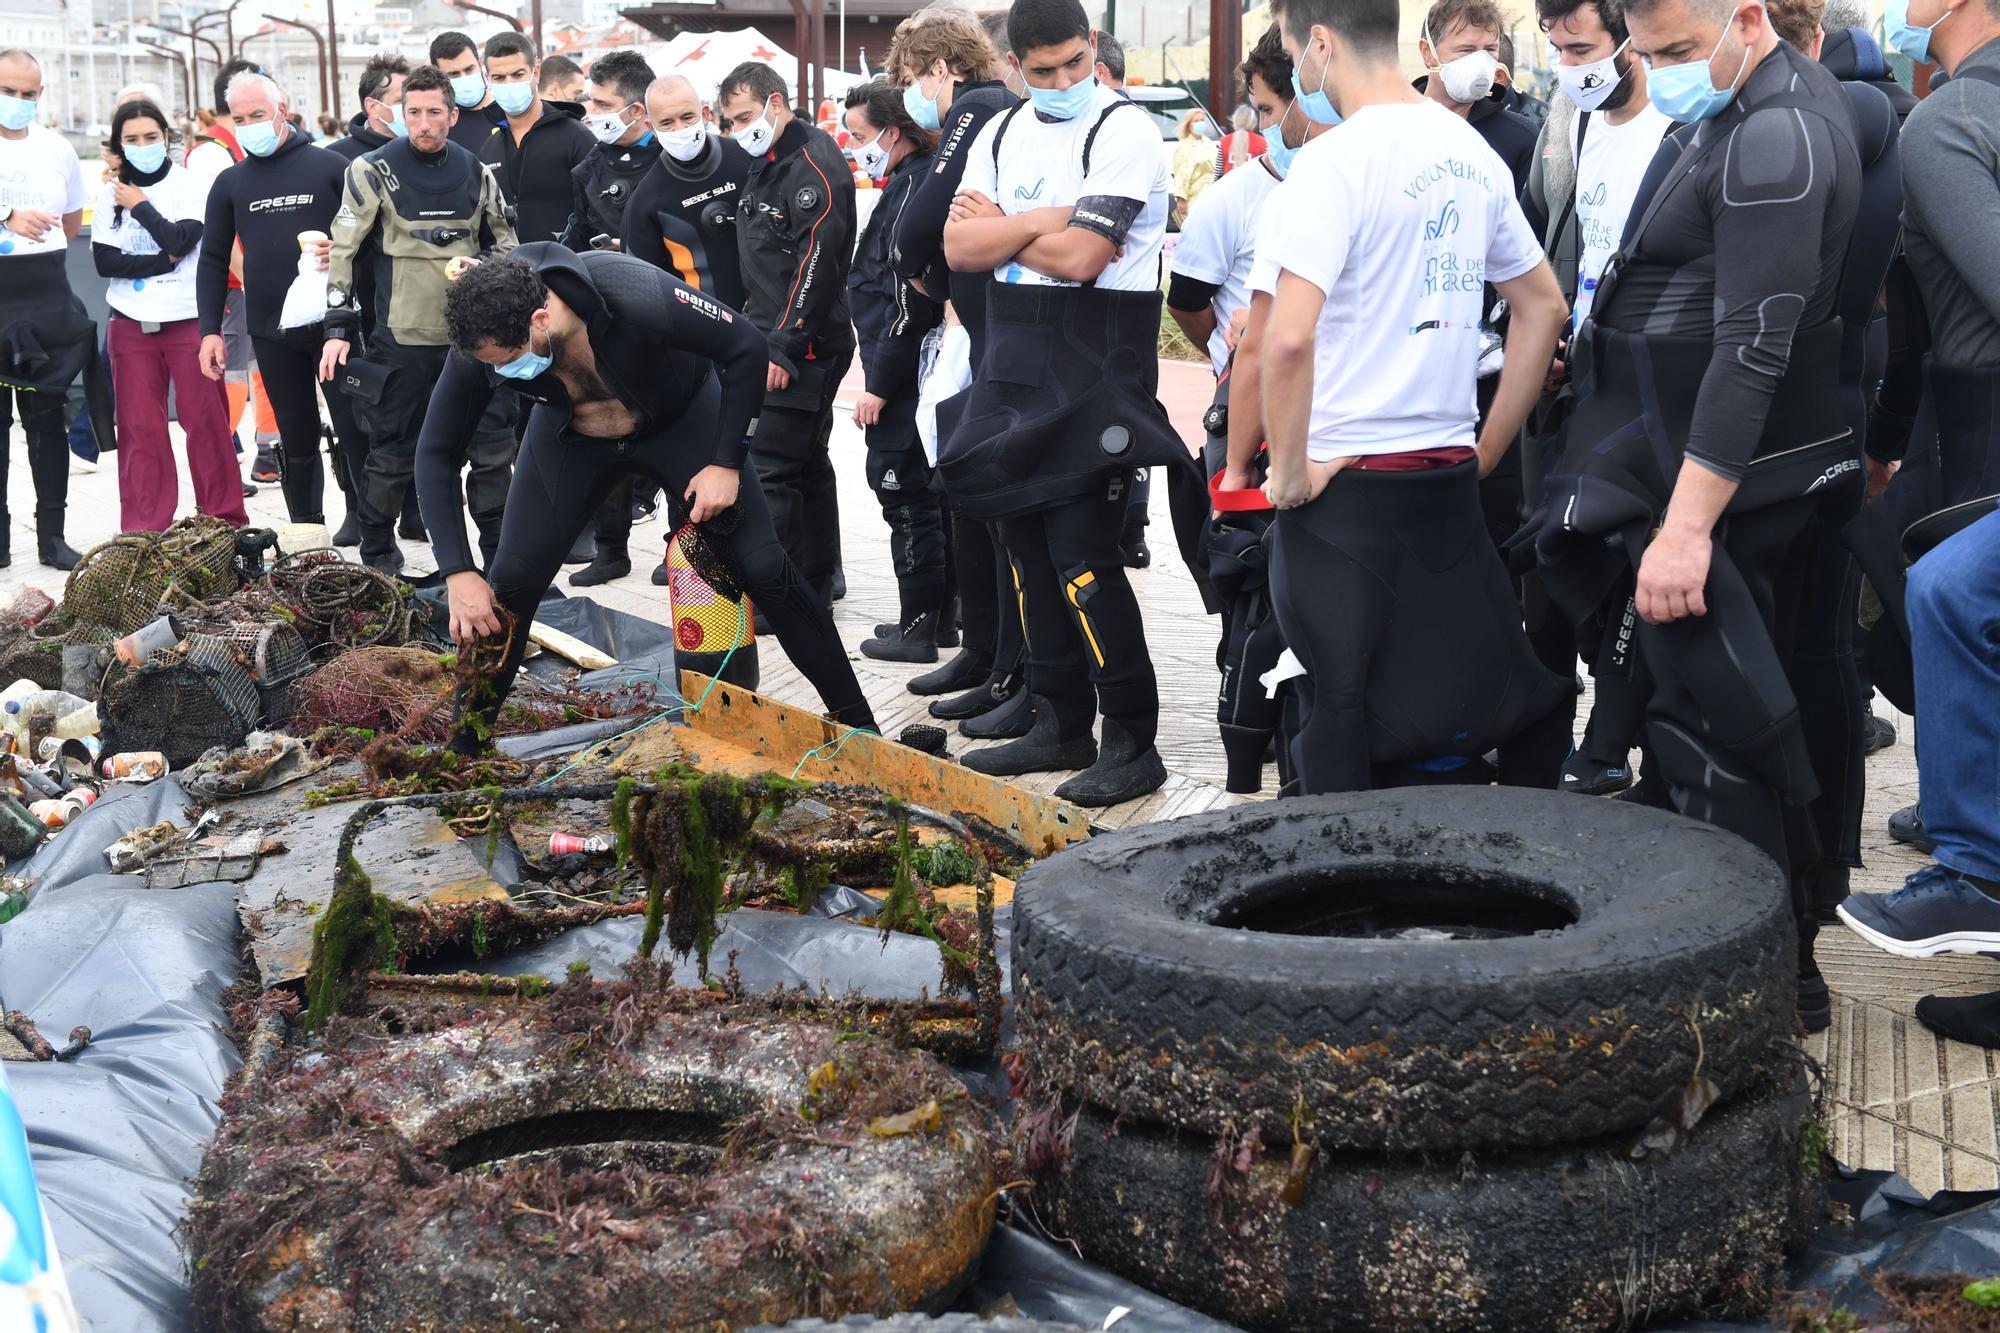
top-left (1011, 788), bottom-right (1797, 1152)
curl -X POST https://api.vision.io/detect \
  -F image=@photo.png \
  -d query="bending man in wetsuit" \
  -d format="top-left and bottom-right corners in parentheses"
top-left (422, 245), bottom-right (877, 748)
top-left (1535, 0), bottom-right (1861, 1031)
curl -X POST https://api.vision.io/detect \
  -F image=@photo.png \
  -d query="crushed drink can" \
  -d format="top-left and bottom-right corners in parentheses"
top-left (35, 735), bottom-right (101, 766)
top-left (548, 832), bottom-right (614, 857)
top-left (102, 752), bottom-right (170, 782)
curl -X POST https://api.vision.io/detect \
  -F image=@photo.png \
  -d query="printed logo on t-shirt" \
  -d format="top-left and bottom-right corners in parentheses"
top-left (1013, 177), bottom-right (1046, 202)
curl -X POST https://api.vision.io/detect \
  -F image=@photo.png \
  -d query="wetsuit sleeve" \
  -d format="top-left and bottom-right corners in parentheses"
top-left (619, 265), bottom-right (770, 465)
top-left (129, 201), bottom-right (203, 257)
top-left (1684, 106), bottom-right (1845, 481)
top-left (866, 176), bottom-right (945, 399)
top-left (561, 159), bottom-right (593, 250)
top-left (1070, 107), bottom-right (1157, 246)
top-left (195, 172), bottom-right (236, 336)
top-left (1168, 179), bottom-right (1234, 311)
top-left (478, 164), bottom-right (517, 258)
top-left (764, 140), bottom-right (854, 372)
top-left (620, 177), bottom-right (669, 270)
top-left (415, 351), bottom-right (501, 577)
top-left (1520, 117), bottom-right (1553, 239)
top-left (325, 158), bottom-right (381, 343)
top-left (1899, 85), bottom-right (2000, 338)
top-left (1868, 254), bottom-right (1929, 463)
top-left (889, 96), bottom-right (998, 278)
top-left (94, 241), bottom-right (178, 279)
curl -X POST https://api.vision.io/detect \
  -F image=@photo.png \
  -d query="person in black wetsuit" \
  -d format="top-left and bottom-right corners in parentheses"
top-left (843, 79), bottom-right (948, 663)
top-left (422, 246), bottom-right (876, 746)
top-left (562, 50), bottom-right (660, 589)
top-left (1533, 0), bottom-right (1861, 1032)
top-left (885, 6), bottom-right (1028, 720)
top-left (196, 69), bottom-right (347, 525)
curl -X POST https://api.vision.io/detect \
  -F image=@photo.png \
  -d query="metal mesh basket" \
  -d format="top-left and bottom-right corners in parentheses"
top-left (211, 620), bottom-right (312, 726)
top-left (62, 537), bottom-right (171, 635)
top-left (98, 633), bottom-right (263, 768)
top-left (155, 516), bottom-right (241, 604)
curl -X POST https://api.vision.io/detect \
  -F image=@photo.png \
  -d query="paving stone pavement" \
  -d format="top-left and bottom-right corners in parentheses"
top-left (4, 356), bottom-right (1976, 1194)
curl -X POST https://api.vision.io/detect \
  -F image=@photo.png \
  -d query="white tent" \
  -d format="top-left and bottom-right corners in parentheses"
top-left (650, 26), bottom-right (868, 106)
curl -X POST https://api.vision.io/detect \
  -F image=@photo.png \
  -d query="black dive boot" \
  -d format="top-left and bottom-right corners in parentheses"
top-left (36, 509), bottom-right (79, 571)
top-left (910, 647), bottom-right (993, 696)
top-left (932, 664), bottom-right (1020, 721)
top-left (1797, 919), bottom-right (1831, 1035)
top-left (959, 696), bottom-right (1096, 777)
top-left (959, 684), bottom-right (1034, 739)
top-left (862, 609), bottom-right (941, 664)
top-left (571, 546), bottom-right (632, 587)
top-left (878, 599), bottom-right (960, 649)
top-left (1055, 717), bottom-right (1167, 806)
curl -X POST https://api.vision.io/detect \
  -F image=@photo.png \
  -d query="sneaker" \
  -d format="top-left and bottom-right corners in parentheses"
top-left (1118, 540), bottom-right (1151, 570)
top-left (632, 495), bottom-right (659, 525)
top-left (1561, 750), bottom-right (1634, 796)
top-left (1837, 864), bottom-right (2000, 959)
top-left (1864, 712), bottom-right (1897, 755)
top-left (650, 558), bottom-right (669, 587)
top-left (251, 449), bottom-right (281, 484)
top-left (1888, 802), bottom-right (1938, 854)
top-left (243, 482), bottom-right (258, 499)
top-left (1913, 991), bottom-right (2000, 1049)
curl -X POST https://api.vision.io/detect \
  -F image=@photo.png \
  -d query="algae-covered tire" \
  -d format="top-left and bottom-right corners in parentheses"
top-left (1043, 1091), bottom-right (1803, 1333)
top-left (748, 1318), bottom-right (1087, 1331)
top-left (1012, 788), bottom-right (1795, 1151)
top-left (188, 1001), bottom-right (998, 1332)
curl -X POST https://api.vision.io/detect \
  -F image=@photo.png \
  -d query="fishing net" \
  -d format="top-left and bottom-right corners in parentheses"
top-left (98, 633), bottom-right (264, 768)
top-left (670, 515), bottom-right (742, 603)
top-left (0, 614), bottom-right (114, 690)
top-left (60, 517), bottom-right (239, 635)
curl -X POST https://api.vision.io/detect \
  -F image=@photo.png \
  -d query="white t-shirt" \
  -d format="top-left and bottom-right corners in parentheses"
top-left (0, 125), bottom-right (86, 258)
top-left (1256, 101), bottom-right (1543, 461)
top-left (94, 166), bottom-right (211, 322)
top-left (184, 135), bottom-right (238, 183)
top-left (1570, 101), bottom-right (1672, 330)
top-left (958, 82), bottom-right (1170, 293)
top-left (1170, 155), bottom-right (1279, 375)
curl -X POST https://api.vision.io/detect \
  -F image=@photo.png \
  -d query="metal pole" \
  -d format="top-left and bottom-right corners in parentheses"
top-left (324, 0), bottom-right (340, 121)
top-left (141, 40), bottom-right (192, 118)
top-left (451, 0), bottom-right (524, 32)
top-left (1207, 0), bottom-right (1239, 123)
top-left (810, 0), bottom-right (826, 111)
top-left (531, 0), bottom-right (544, 55)
top-left (786, 0), bottom-right (810, 111)
top-left (262, 15), bottom-right (327, 121)
top-left (838, 0), bottom-right (846, 75)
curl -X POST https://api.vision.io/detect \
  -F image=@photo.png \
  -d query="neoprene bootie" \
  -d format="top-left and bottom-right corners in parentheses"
top-left (332, 513), bottom-right (361, 547)
top-left (1220, 722), bottom-right (1270, 795)
top-left (959, 685), bottom-right (1034, 740)
top-left (932, 666), bottom-right (1019, 721)
top-left (571, 549), bottom-right (632, 587)
top-left (910, 647), bottom-right (993, 697)
top-left (1797, 918), bottom-right (1831, 1035)
top-left (1055, 718), bottom-right (1166, 807)
top-left (959, 696), bottom-right (1095, 777)
top-left (862, 610), bottom-right (940, 664)
top-left (565, 531), bottom-right (595, 564)
top-left (36, 510), bottom-right (79, 572)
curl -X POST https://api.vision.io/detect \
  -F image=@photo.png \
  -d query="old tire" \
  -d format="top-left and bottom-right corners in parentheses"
top-left (189, 1002), bottom-right (998, 1331)
top-left (1012, 788), bottom-right (1795, 1151)
top-left (1043, 1090), bottom-right (1804, 1333)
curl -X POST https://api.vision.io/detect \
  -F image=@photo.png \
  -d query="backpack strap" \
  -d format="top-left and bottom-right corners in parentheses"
top-left (989, 101), bottom-right (1028, 167)
top-left (1081, 96), bottom-right (1147, 175)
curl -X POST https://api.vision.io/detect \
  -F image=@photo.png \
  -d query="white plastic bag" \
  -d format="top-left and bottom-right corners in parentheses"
top-left (277, 230), bottom-right (330, 330)
top-left (914, 322), bottom-right (972, 467)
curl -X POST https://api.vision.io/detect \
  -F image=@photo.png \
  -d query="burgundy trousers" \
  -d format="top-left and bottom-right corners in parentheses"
top-left (109, 314), bottom-right (248, 531)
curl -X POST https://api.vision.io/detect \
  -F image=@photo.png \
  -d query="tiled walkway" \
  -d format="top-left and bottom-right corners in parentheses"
top-left (4, 355), bottom-right (1983, 1195)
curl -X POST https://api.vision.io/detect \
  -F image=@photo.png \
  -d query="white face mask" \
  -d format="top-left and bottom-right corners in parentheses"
top-left (853, 131), bottom-right (891, 177)
top-left (1552, 38), bottom-right (1632, 111)
top-left (731, 97), bottom-right (778, 155)
top-left (660, 124), bottom-right (706, 161)
top-left (584, 105), bottom-right (635, 144)
top-left (1428, 29), bottom-right (1501, 103)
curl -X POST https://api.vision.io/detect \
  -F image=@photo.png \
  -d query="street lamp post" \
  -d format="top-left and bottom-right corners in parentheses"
top-left (261, 15), bottom-right (328, 121)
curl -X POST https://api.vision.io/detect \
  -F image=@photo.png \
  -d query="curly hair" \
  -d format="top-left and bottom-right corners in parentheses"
top-left (445, 258), bottom-right (547, 355)
top-left (888, 5), bottom-right (1003, 83)
top-left (1241, 23), bottom-right (1292, 101)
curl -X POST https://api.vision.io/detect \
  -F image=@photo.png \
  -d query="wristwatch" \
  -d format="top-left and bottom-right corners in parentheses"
top-left (0, 206), bottom-right (13, 226)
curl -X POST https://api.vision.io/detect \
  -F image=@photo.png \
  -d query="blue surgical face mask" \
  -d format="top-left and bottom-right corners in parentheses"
top-left (373, 99), bottom-right (407, 138)
top-left (494, 329), bottom-right (551, 380)
top-left (450, 72), bottom-right (487, 107)
top-left (1291, 44), bottom-right (1343, 125)
top-left (1644, 11), bottom-right (1752, 122)
top-left (492, 80), bottom-right (535, 117)
top-left (0, 93), bottom-right (35, 132)
top-left (1027, 71), bottom-right (1097, 121)
top-left (1262, 101), bottom-right (1301, 177)
top-left (238, 119), bottom-right (282, 157)
top-left (903, 74), bottom-right (942, 131)
top-left (1884, 0), bottom-right (1950, 64)
top-left (122, 141), bottom-right (168, 174)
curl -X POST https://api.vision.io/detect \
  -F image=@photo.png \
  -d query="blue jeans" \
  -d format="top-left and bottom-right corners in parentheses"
top-left (1909, 508), bottom-right (2000, 881)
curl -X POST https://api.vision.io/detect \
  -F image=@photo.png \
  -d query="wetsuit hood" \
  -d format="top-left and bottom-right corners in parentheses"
top-left (510, 239), bottom-right (609, 336)
top-left (1820, 26), bottom-right (1891, 81)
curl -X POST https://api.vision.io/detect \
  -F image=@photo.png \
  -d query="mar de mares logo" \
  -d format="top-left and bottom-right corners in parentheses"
top-left (1580, 181), bottom-right (1608, 207)
top-left (1013, 177), bottom-right (1046, 203)
top-left (1424, 198), bottom-right (1461, 241)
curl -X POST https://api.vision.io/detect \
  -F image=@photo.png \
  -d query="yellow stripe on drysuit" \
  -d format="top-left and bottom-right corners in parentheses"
top-left (1065, 570), bottom-right (1105, 668)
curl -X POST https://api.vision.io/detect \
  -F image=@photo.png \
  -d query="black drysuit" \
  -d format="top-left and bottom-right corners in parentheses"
top-left (849, 149), bottom-right (947, 623)
top-left (195, 126), bottom-right (348, 521)
top-left (1536, 45), bottom-right (1862, 888)
top-left (322, 113), bottom-right (395, 520)
top-left (736, 117), bottom-right (855, 599)
top-left (890, 78), bottom-right (1023, 676)
top-left (413, 244), bottom-right (874, 740)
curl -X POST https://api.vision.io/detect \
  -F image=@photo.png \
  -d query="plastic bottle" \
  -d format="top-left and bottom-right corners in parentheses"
top-left (0, 793), bottom-right (47, 861)
top-left (51, 702), bottom-right (98, 740)
top-left (102, 752), bottom-right (170, 782)
top-left (0, 680), bottom-right (37, 752)
top-left (4, 691), bottom-right (93, 752)
top-left (0, 876), bottom-right (27, 924)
